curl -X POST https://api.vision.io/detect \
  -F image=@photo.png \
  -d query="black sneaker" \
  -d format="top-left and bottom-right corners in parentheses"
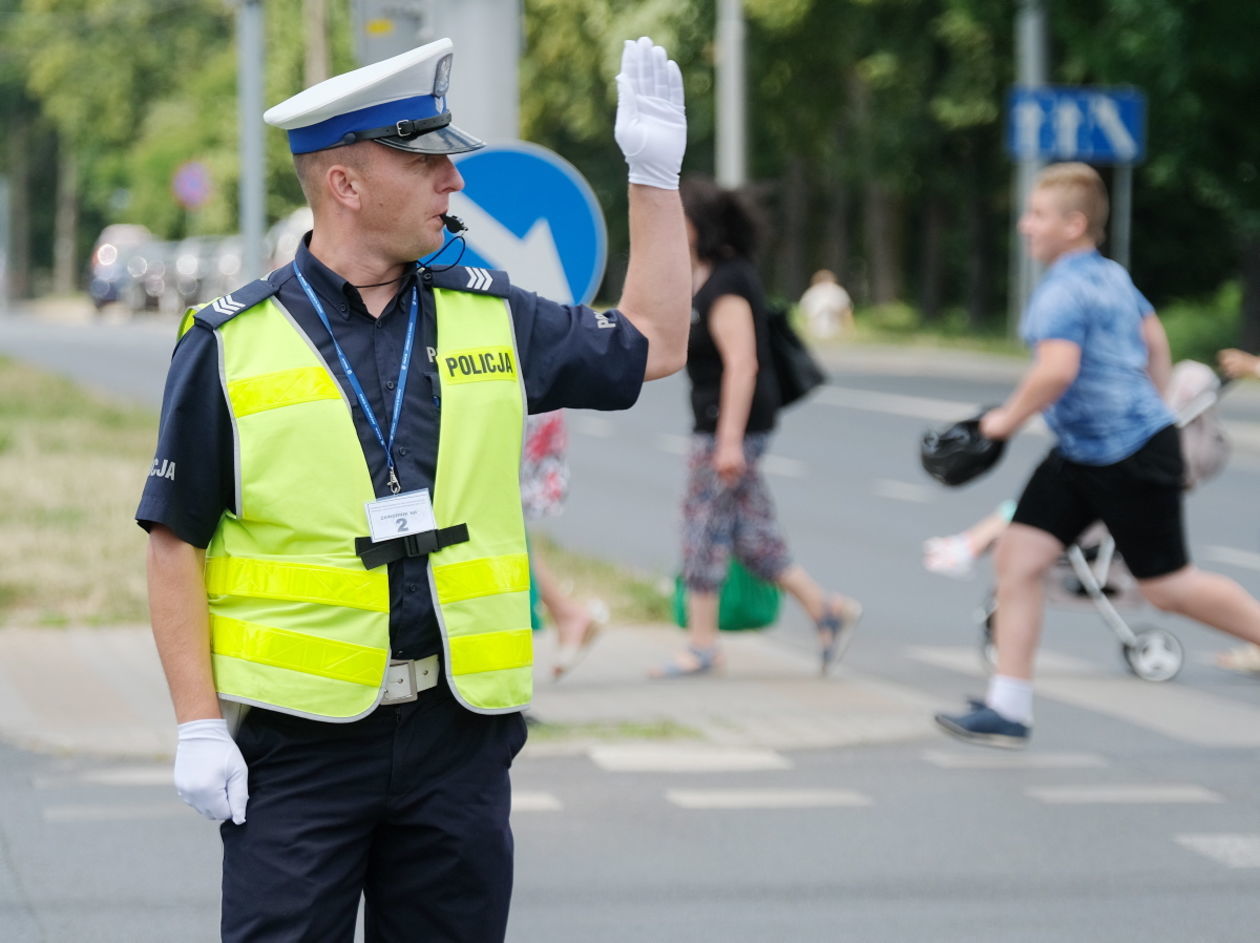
top-left (934, 704), bottom-right (1030, 749)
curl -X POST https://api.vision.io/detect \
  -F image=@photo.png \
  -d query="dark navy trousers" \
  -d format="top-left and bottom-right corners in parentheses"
top-left (220, 681), bottom-right (527, 943)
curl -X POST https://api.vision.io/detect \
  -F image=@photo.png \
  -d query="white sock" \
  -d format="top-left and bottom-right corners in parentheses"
top-left (986, 675), bottom-right (1034, 725)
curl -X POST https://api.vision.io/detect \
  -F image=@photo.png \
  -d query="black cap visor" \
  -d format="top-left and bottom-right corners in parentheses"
top-left (376, 122), bottom-right (484, 155)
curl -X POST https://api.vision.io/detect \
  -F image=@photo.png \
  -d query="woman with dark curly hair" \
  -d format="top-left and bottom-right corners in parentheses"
top-left (652, 176), bottom-right (862, 678)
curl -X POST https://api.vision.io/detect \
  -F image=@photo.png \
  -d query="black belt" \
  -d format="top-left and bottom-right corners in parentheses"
top-left (355, 524), bottom-right (470, 570)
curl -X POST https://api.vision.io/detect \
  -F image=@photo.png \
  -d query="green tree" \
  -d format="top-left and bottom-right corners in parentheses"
top-left (1057, 0), bottom-right (1260, 347)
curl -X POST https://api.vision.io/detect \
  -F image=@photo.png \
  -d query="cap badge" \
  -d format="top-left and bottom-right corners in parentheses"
top-left (433, 55), bottom-right (452, 97)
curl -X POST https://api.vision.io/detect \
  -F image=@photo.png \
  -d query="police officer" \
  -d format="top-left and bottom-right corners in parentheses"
top-left (138, 36), bottom-right (688, 942)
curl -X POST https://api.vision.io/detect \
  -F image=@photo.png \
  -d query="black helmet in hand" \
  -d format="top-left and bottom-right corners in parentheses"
top-left (920, 413), bottom-right (1006, 487)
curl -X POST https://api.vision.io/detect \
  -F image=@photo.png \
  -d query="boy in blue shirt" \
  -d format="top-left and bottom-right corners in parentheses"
top-left (935, 163), bottom-right (1260, 748)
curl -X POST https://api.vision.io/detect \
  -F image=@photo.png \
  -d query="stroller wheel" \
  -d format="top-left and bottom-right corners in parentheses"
top-left (1122, 628), bottom-right (1184, 682)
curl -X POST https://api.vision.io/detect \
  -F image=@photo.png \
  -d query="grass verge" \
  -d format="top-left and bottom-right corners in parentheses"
top-left (529, 533), bottom-right (673, 626)
top-left (0, 357), bottom-right (675, 628)
top-left (0, 356), bottom-right (155, 626)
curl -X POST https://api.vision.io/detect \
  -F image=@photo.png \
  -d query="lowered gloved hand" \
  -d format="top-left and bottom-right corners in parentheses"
top-left (174, 718), bottom-right (249, 825)
top-left (614, 36), bottom-right (686, 190)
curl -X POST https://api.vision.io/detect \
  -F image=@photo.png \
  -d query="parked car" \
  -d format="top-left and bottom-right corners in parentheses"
top-left (86, 224), bottom-right (153, 311)
top-left (207, 235), bottom-right (244, 301)
top-left (122, 240), bottom-right (182, 315)
top-left (265, 207), bottom-right (313, 271)
top-left (173, 235), bottom-right (225, 309)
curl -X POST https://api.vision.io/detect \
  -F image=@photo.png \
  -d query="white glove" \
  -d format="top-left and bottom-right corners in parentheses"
top-left (614, 36), bottom-right (686, 190)
top-left (174, 718), bottom-right (249, 825)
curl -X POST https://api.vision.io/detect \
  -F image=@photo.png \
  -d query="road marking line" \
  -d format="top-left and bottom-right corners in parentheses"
top-left (34, 766), bottom-right (172, 789)
top-left (43, 803), bottom-right (189, 823)
top-left (871, 478), bottom-right (934, 503)
top-left (1026, 784), bottom-right (1224, 804)
top-left (817, 386), bottom-right (1050, 436)
top-left (1175, 834), bottom-right (1260, 868)
top-left (913, 645), bottom-right (1260, 747)
top-left (907, 645), bottom-right (1100, 677)
top-left (666, 788), bottom-right (871, 809)
top-left (512, 791), bottom-right (562, 812)
top-left (922, 750), bottom-right (1107, 770)
top-left (1202, 545), bottom-right (1260, 572)
top-left (589, 745), bottom-right (792, 773)
top-left (655, 434), bottom-right (806, 478)
top-left (1035, 677), bottom-right (1260, 748)
top-left (815, 386), bottom-right (979, 422)
top-left (570, 415), bottom-right (615, 438)
top-left (761, 454), bottom-right (807, 478)
top-left (656, 433), bottom-right (687, 455)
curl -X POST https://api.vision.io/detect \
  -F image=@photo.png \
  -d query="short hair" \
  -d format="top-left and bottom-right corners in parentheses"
top-left (292, 144), bottom-right (371, 207)
top-left (680, 175), bottom-right (763, 263)
top-left (1034, 162), bottom-right (1109, 244)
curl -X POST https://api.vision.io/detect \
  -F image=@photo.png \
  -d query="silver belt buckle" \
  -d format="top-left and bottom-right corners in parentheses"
top-left (382, 655), bottom-right (440, 705)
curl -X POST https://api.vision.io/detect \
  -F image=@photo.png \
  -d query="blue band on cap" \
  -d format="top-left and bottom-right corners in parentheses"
top-left (287, 93), bottom-right (445, 154)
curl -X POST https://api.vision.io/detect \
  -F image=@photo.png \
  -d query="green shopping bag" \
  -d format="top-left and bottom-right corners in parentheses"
top-left (673, 559), bottom-right (782, 632)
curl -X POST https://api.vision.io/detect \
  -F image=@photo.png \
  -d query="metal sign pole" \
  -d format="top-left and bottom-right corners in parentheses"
top-left (237, 0), bottom-right (266, 279)
top-left (716, 0), bottom-right (747, 188)
top-left (1009, 0), bottom-right (1048, 335)
top-left (1111, 164), bottom-right (1133, 270)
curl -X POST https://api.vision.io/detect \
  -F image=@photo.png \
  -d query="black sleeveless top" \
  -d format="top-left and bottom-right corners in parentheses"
top-left (686, 256), bottom-right (779, 434)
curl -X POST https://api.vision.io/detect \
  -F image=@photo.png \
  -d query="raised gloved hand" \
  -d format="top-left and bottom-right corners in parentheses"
top-left (614, 36), bottom-right (686, 190)
top-left (174, 718), bottom-right (249, 825)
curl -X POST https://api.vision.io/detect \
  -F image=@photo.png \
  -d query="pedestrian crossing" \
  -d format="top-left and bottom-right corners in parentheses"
top-left (908, 644), bottom-right (1260, 747)
top-left (29, 739), bottom-right (1259, 875)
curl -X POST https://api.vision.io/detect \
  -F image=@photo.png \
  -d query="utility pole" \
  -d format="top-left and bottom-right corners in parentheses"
top-left (304, 0), bottom-right (331, 87)
top-left (715, 0), bottom-right (747, 187)
top-left (425, 0), bottom-right (520, 141)
top-left (237, 0), bottom-right (265, 279)
top-left (1009, 0), bottom-right (1047, 332)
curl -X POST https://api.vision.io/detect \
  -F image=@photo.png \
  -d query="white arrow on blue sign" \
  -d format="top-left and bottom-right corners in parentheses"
top-left (1006, 86), bottom-right (1146, 164)
top-left (442, 141), bottom-right (607, 306)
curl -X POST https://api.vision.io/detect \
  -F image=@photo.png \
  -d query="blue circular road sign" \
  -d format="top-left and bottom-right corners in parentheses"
top-left (446, 142), bottom-right (607, 306)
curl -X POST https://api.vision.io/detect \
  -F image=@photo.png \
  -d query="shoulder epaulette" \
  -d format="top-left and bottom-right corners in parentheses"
top-left (425, 265), bottom-right (511, 298)
top-left (191, 278), bottom-right (281, 331)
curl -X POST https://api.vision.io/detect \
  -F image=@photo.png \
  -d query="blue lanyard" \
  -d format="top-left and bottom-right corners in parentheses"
top-left (292, 261), bottom-right (418, 494)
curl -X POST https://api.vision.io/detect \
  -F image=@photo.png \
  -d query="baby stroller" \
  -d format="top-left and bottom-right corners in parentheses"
top-left (977, 361), bottom-right (1233, 683)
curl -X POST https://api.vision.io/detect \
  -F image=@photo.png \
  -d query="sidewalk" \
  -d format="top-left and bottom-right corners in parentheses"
top-left (0, 623), bottom-right (943, 760)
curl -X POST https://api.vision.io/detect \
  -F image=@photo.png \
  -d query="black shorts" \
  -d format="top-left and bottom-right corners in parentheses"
top-left (1010, 424), bottom-right (1188, 579)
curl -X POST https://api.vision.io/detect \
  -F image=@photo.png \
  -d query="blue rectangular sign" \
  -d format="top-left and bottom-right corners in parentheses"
top-left (1006, 86), bottom-right (1146, 164)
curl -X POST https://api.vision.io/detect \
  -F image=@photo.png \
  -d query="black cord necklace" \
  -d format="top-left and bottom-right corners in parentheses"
top-left (349, 265), bottom-right (419, 290)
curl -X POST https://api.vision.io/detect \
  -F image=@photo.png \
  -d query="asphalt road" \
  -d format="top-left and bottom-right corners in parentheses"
top-left (2, 304), bottom-right (1259, 942)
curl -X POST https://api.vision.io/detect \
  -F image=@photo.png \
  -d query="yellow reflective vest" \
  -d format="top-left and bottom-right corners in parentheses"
top-left (181, 272), bottom-right (532, 721)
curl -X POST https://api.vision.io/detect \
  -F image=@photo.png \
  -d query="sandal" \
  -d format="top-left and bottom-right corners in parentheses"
top-left (650, 645), bottom-right (722, 679)
top-left (552, 599), bottom-right (609, 682)
top-left (1216, 643), bottom-right (1260, 675)
top-left (817, 597), bottom-right (862, 676)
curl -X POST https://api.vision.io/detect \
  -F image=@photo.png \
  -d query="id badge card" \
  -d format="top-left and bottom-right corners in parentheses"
top-left (365, 489), bottom-right (437, 543)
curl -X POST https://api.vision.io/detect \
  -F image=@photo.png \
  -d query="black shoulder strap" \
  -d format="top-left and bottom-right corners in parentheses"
top-left (191, 278), bottom-right (281, 331)
top-left (425, 265), bottom-right (511, 299)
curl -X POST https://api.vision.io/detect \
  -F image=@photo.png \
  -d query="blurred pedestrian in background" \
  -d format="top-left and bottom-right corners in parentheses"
top-left (798, 268), bottom-right (853, 339)
top-left (936, 163), bottom-right (1260, 749)
top-left (653, 176), bottom-right (862, 679)
top-left (521, 410), bottom-right (606, 680)
top-left (1214, 346), bottom-right (1260, 674)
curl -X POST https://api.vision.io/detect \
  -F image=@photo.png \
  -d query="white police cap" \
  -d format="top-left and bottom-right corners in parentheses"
top-left (263, 38), bottom-right (484, 156)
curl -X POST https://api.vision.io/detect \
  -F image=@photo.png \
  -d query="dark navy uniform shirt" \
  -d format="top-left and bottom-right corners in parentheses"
top-left (137, 236), bottom-right (647, 659)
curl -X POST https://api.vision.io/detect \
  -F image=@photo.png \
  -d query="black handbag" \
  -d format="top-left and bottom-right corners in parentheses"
top-left (767, 304), bottom-right (826, 407)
